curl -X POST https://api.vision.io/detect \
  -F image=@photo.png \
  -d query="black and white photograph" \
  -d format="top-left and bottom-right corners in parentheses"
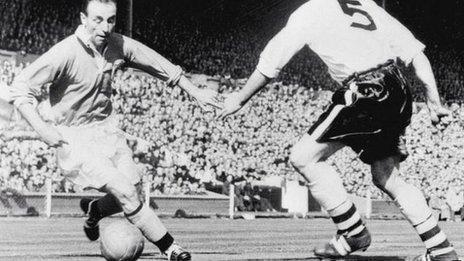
top-left (0, 0), bottom-right (463, 260)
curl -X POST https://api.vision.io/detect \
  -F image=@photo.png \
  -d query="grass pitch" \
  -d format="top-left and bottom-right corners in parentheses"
top-left (1, 216), bottom-right (463, 260)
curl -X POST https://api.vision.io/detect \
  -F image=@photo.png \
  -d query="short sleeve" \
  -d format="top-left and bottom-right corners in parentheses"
top-left (256, 4), bottom-right (316, 78)
top-left (386, 17), bottom-right (425, 65)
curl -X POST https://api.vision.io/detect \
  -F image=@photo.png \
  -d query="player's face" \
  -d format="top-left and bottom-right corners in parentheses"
top-left (80, 1), bottom-right (116, 49)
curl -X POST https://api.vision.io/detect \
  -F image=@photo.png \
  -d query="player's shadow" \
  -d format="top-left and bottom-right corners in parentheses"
top-left (209, 256), bottom-right (406, 261)
top-left (129, 252), bottom-right (407, 261)
top-left (138, 251), bottom-right (241, 259)
top-left (309, 255), bottom-right (406, 261)
top-left (62, 254), bottom-right (103, 258)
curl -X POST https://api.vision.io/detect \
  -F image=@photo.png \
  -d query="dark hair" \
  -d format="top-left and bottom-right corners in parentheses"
top-left (81, 0), bottom-right (117, 15)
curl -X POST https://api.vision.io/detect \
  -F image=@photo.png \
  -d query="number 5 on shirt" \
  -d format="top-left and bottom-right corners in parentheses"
top-left (338, 0), bottom-right (377, 31)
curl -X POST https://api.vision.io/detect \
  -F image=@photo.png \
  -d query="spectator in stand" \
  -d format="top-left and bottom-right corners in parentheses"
top-left (445, 183), bottom-right (464, 222)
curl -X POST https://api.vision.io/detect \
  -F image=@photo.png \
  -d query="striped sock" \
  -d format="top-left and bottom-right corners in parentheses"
top-left (414, 214), bottom-right (455, 256)
top-left (329, 200), bottom-right (366, 237)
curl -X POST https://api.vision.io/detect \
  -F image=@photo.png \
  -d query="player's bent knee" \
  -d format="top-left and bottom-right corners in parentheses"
top-left (105, 179), bottom-right (140, 212)
top-left (289, 146), bottom-right (318, 171)
top-left (290, 136), bottom-right (336, 172)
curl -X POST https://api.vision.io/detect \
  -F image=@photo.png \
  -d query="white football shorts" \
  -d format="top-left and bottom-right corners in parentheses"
top-left (55, 116), bottom-right (141, 190)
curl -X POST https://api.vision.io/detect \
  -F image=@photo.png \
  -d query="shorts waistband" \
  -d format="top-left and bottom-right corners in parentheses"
top-left (342, 59), bottom-right (397, 86)
top-left (55, 115), bottom-right (118, 131)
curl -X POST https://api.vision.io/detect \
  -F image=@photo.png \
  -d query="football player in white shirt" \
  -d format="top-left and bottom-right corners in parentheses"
top-left (218, 0), bottom-right (458, 260)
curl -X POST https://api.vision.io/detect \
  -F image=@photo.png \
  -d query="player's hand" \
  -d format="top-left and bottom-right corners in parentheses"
top-left (36, 125), bottom-right (68, 148)
top-left (216, 92), bottom-right (244, 120)
top-left (193, 88), bottom-right (222, 112)
top-left (428, 103), bottom-right (451, 126)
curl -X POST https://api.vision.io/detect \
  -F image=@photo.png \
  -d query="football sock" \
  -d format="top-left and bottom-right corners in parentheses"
top-left (297, 162), bottom-right (367, 239)
top-left (125, 203), bottom-right (170, 251)
top-left (414, 214), bottom-right (455, 255)
top-left (387, 176), bottom-right (432, 224)
top-left (329, 200), bottom-right (366, 237)
top-left (301, 162), bottom-right (348, 211)
top-left (382, 174), bottom-right (455, 255)
top-left (154, 233), bottom-right (175, 253)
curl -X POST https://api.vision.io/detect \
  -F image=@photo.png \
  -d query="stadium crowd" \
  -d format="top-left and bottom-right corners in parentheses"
top-left (0, 0), bottom-right (463, 213)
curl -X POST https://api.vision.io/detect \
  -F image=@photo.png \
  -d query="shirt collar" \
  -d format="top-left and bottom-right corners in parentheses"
top-left (75, 25), bottom-right (94, 49)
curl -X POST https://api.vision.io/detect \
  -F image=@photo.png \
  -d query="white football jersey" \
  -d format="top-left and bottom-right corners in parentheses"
top-left (257, 0), bottom-right (425, 84)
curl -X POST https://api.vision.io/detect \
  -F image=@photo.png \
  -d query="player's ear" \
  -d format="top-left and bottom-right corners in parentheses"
top-left (80, 12), bottom-right (88, 26)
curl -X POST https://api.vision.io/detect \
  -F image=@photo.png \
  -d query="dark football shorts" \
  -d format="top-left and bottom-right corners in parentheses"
top-left (308, 60), bottom-right (412, 164)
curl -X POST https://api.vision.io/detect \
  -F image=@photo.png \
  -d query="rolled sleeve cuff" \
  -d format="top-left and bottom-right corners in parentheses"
top-left (166, 66), bottom-right (183, 87)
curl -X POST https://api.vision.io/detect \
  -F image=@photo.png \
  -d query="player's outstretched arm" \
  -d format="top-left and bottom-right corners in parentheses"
top-left (176, 74), bottom-right (222, 112)
top-left (122, 36), bottom-right (221, 112)
top-left (216, 11), bottom-right (307, 121)
top-left (412, 52), bottom-right (450, 124)
top-left (217, 69), bottom-right (270, 120)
